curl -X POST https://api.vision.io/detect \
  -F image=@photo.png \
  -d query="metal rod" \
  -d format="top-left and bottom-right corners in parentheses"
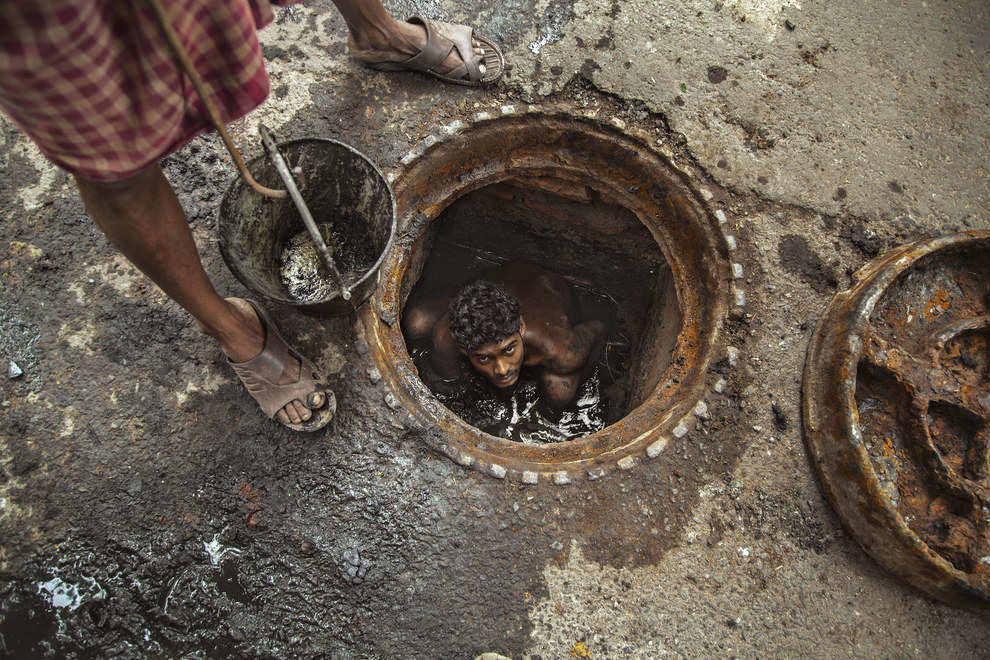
top-left (259, 124), bottom-right (351, 301)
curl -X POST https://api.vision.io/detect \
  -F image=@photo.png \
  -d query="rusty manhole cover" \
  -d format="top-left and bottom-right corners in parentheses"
top-left (358, 110), bottom-right (737, 482)
top-left (803, 230), bottom-right (990, 610)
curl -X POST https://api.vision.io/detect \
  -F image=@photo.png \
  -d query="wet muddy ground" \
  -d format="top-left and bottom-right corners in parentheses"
top-left (2, 0), bottom-right (989, 657)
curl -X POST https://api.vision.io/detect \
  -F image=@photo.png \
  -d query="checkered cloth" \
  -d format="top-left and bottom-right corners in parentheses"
top-left (0, 0), bottom-right (295, 182)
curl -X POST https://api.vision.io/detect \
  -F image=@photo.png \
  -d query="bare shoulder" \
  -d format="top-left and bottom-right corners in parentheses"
top-left (432, 312), bottom-right (457, 352)
top-left (529, 318), bottom-right (604, 376)
top-left (430, 312), bottom-right (462, 379)
top-left (491, 264), bottom-right (574, 324)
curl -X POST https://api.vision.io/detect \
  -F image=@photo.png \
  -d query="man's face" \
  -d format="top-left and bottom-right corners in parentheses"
top-left (462, 320), bottom-right (526, 388)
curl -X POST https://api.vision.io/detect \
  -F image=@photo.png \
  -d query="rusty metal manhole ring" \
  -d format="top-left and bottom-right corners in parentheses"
top-left (802, 230), bottom-right (990, 610)
top-left (357, 109), bottom-right (738, 483)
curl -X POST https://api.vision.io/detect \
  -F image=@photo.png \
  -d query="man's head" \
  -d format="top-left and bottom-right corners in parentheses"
top-left (448, 280), bottom-right (526, 388)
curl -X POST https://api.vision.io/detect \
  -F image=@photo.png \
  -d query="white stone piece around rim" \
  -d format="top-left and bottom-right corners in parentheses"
top-left (442, 120), bottom-right (465, 136)
top-left (587, 467), bottom-right (606, 480)
top-left (646, 436), bottom-right (669, 458)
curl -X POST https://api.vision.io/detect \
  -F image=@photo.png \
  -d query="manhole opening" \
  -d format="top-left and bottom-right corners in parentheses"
top-left (400, 177), bottom-right (680, 440)
top-left (362, 113), bottom-right (730, 477)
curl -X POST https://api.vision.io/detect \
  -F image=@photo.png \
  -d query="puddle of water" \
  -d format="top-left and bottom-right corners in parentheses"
top-left (36, 571), bottom-right (106, 616)
top-left (216, 560), bottom-right (251, 605)
top-left (203, 533), bottom-right (242, 566)
top-left (0, 568), bottom-right (105, 658)
top-left (204, 534), bottom-right (251, 605)
top-left (160, 534), bottom-right (252, 619)
top-left (38, 576), bottom-right (85, 611)
top-left (0, 590), bottom-right (59, 657)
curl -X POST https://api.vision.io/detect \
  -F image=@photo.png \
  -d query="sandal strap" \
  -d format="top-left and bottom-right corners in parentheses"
top-left (407, 16), bottom-right (485, 82)
top-left (227, 301), bottom-right (326, 419)
top-left (403, 16), bottom-right (455, 73)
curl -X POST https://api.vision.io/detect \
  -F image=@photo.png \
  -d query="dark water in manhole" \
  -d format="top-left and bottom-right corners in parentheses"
top-left (279, 216), bottom-right (376, 302)
top-left (410, 343), bottom-right (613, 443)
top-left (401, 179), bottom-right (665, 442)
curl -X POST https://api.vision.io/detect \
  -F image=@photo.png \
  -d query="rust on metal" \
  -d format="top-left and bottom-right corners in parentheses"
top-left (802, 231), bottom-right (990, 610)
top-left (356, 110), bottom-right (732, 481)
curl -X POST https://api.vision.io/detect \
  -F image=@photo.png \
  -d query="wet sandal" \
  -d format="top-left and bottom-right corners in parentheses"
top-left (360, 16), bottom-right (504, 86)
top-left (227, 300), bottom-right (336, 432)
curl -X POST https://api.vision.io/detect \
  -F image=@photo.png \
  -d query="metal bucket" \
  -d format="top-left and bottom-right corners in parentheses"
top-left (217, 138), bottom-right (396, 316)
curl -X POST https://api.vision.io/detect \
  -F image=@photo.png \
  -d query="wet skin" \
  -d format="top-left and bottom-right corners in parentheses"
top-left (405, 262), bottom-right (606, 410)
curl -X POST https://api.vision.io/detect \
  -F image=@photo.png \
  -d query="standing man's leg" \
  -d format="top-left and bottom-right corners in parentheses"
top-left (74, 164), bottom-right (326, 427)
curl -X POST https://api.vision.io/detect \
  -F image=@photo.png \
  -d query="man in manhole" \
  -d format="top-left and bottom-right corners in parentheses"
top-left (404, 262), bottom-right (607, 442)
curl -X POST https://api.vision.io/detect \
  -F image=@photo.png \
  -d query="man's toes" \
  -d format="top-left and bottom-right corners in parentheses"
top-left (292, 400), bottom-right (313, 422)
top-left (277, 400), bottom-right (312, 425)
top-left (308, 392), bottom-right (326, 409)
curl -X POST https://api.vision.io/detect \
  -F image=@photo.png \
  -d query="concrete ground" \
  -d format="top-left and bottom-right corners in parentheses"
top-left (1, 0), bottom-right (988, 657)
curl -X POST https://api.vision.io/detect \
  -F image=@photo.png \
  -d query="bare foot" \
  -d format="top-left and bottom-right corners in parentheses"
top-left (348, 17), bottom-right (488, 77)
top-left (204, 298), bottom-right (326, 426)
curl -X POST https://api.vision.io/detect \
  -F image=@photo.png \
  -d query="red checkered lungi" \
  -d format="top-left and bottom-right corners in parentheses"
top-left (0, 0), bottom-right (294, 182)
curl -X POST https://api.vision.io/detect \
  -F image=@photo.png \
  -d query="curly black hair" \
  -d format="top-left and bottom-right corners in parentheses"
top-left (448, 280), bottom-right (521, 351)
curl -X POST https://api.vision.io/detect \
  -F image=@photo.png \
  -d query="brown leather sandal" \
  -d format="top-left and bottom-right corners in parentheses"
top-left (360, 16), bottom-right (504, 86)
top-left (227, 300), bottom-right (335, 432)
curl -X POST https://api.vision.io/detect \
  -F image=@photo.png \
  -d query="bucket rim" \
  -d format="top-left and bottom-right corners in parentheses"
top-left (217, 135), bottom-right (397, 313)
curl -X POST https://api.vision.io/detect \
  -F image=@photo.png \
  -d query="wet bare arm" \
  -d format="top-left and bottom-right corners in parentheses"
top-left (540, 319), bottom-right (606, 409)
top-left (430, 312), bottom-right (463, 380)
top-left (548, 320), bottom-right (606, 377)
